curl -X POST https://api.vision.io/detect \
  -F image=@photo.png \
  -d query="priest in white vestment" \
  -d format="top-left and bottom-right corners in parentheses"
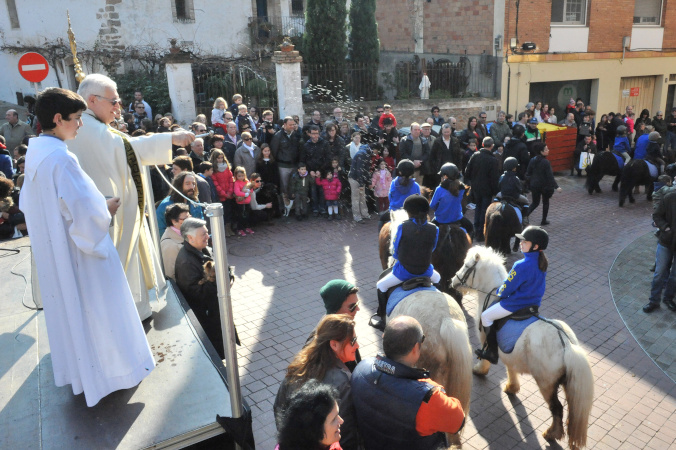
top-left (21, 87), bottom-right (155, 406)
top-left (67, 74), bottom-right (194, 320)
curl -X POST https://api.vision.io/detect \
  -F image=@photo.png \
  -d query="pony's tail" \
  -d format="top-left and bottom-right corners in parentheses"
top-left (563, 343), bottom-right (594, 450)
top-left (484, 206), bottom-right (503, 250)
top-left (439, 317), bottom-right (473, 417)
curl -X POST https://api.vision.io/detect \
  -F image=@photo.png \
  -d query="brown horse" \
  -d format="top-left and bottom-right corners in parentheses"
top-left (484, 201), bottom-right (523, 255)
top-left (379, 208), bottom-right (471, 304)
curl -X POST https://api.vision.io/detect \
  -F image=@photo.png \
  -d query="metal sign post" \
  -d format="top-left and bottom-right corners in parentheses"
top-left (205, 203), bottom-right (243, 449)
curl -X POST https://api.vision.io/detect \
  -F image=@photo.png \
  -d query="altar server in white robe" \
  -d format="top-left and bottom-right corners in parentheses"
top-left (67, 74), bottom-right (194, 320)
top-left (22, 87), bottom-right (155, 407)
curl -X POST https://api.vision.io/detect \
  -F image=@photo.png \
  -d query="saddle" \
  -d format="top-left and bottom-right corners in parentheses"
top-left (493, 305), bottom-right (540, 354)
top-left (386, 281), bottom-right (438, 316)
top-left (494, 305), bottom-right (539, 331)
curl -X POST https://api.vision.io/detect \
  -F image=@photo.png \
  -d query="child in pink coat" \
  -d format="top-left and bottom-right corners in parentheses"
top-left (233, 166), bottom-right (254, 236)
top-left (318, 168), bottom-right (343, 220)
top-left (371, 159), bottom-right (393, 213)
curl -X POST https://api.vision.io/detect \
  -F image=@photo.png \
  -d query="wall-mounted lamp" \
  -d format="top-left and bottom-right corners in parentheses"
top-left (521, 42), bottom-right (536, 51)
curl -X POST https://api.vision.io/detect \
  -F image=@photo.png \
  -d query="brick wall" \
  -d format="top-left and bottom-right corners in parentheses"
top-left (663, 0), bottom-right (676, 50)
top-left (504, 0), bottom-right (551, 53)
top-left (423, 0), bottom-right (493, 54)
top-left (375, 0), bottom-right (415, 52)
top-left (376, 0), bottom-right (493, 55)
top-left (587, 0), bottom-right (634, 52)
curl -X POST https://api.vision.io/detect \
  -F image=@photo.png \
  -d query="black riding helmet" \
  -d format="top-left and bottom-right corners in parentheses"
top-left (515, 226), bottom-right (548, 251)
top-left (503, 157), bottom-right (519, 172)
top-left (403, 194), bottom-right (429, 216)
top-left (438, 162), bottom-right (460, 180)
top-left (397, 159), bottom-right (415, 177)
top-left (666, 163), bottom-right (676, 179)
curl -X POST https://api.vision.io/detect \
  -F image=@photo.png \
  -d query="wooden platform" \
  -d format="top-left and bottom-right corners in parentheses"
top-left (542, 125), bottom-right (577, 172)
top-left (0, 240), bottom-right (244, 449)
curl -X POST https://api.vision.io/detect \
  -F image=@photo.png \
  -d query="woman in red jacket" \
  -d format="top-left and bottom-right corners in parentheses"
top-left (209, 149), bottom-right (235, 236)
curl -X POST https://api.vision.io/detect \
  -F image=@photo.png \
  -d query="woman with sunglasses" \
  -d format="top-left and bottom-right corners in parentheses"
top-left (274, 314), bottom-right (361, 450)
top-left (233, 131), bottom-right (261, 178)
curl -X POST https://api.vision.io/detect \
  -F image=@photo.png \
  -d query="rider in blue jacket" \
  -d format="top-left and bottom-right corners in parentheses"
top-left (475, 226), bottom-right (549, 364)
top-left (377, 159), bottom-right (422, 232)
top-left (429, 162), bottom-right (474, 238)
top-left (388, 159), bottom-right (421, 210)
top-left (370, 195), bottom-right (439, 331)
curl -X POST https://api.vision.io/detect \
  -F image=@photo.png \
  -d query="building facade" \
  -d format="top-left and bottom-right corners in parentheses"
top-left (501, 0), bottom-right (676, 117)
top-left (0, 0), bottom-right (255, 103)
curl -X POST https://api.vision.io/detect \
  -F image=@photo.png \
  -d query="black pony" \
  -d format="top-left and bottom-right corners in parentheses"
top-left (585, 151), bottom-right (655, 206)
top-left (484, 201), bottom-right (523, 255)
top-left (585, 151), bottom-right (621, 195)
top-left (618, 159), bottom-right (654, 207)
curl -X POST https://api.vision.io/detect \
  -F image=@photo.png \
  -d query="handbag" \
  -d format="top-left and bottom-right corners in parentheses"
top-left (579, 152), bottom-right (594, 170)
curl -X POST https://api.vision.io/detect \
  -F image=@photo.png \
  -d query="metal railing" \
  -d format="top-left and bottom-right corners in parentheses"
top-left (248, 15), bottom-right (305, 46)
top-left (302, 62), bottom-right (381, 102)
top-left (193, 62), bottom-right (278, 124)
top-left (302, 55), bottom-right (499, 103)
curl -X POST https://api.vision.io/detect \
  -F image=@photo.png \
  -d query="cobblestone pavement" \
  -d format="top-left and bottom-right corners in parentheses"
top-left (227, 173), bottom-right (676, 449)
top-left (610, 232), bottom-right (676, 383)
top-left (3, 170), bottom-right (675, 449)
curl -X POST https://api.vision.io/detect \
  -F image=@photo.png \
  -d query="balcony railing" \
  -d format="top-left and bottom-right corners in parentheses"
top-left (248, 16), bottom-right (305, 46)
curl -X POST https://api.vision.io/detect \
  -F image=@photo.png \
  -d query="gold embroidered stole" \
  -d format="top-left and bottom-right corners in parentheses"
top-left (108, 127), bottom-right (156, 289)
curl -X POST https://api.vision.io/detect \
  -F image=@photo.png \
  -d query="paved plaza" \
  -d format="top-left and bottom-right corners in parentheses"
top-left (226, 173), bottom-right (676, 449)
top-left (3, 171), bottom-right (676, 449)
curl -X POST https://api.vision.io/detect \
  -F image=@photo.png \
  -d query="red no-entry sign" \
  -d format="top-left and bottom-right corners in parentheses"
top-left (18, 52), bottom-right (49, 83)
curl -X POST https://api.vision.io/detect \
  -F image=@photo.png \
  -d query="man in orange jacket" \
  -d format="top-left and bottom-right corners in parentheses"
top-left (351, 316), bottom-right (465, 449)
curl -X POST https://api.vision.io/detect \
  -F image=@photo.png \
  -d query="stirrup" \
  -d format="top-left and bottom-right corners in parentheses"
top-left (474, 347), bottom-right (498, 364)
top-left (369, 314), bottom-right (386, 331)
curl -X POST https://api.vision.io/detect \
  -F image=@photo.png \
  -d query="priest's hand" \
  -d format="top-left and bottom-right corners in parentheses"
top-left (107, 197), bottom-right (121, 216)
top-left (172, 130), bottom-right (196, 147)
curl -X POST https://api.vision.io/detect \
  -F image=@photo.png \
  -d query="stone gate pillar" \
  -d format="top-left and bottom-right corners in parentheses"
top-left (164, 46), bottom-right (197, 125)
top-left (273, 41), bottom-right (303, 120)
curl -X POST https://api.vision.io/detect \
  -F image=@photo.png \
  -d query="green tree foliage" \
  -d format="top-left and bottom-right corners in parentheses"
top-left (348, 0), bottom-right (380, 99)
top-left (348, 0), bottom-right (380, 64)
top-left (303, 0), bottom-right (347, 66)
top-left (112, 70), bottom-right (172, 117)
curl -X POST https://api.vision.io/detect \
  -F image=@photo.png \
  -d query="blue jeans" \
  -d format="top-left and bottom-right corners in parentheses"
top-left (649, 243), bottom-right (676, 304)
top-left (310, 181), bottom-right (326, 213)
top-left (667, 131), bottom-right (676, 152)
top-left (474, 195), bottom-right (492, 236)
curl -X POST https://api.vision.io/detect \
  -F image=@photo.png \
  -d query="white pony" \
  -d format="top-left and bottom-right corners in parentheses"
top-left (451, 246), bottom-right (594, 450)
top-left (387, 208), bottom-right (473, 448)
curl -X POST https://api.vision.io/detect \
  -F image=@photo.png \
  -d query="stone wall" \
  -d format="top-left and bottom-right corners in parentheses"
top-left (303, 98), bottom-right (501, 129)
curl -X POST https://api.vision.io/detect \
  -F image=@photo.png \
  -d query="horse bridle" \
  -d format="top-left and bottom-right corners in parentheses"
top-left (451, 258), bottom-right (479, 289)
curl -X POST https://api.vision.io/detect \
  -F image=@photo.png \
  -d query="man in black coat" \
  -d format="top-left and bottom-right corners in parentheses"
top-left (464, 137), bottom-right (500, 241)
top-left (270, 117), bottom-right (301, 201)
top-left (503, 125), bottom-right (530, 180)
top-left (301, 125), bottom-right (329, 214)
top-left (175, 218), bottom-right (226, 358)
top-left (399, 123), bottom-right (431, 187)
top-left (644, 190), bottom-right (676, 313)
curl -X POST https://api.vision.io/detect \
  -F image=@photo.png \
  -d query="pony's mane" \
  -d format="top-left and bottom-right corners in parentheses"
top-left (464, 246), bottom-right (508, 292)
top-left (466, 246), bottom-right (506, 267)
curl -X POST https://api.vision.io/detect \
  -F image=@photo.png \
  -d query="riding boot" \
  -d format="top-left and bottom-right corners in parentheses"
top-left (475, 325), bottom-right (499, 364)
top-left (521, 206), bottom-right (529, 225)
top-left (369, 289), bottom-right (388, 332)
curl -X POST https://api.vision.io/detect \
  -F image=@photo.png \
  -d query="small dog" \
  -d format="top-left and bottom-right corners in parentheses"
top-left (284, 198), bottom-right (294, 217)
top-left (198, 261), bottom-right (216, 285)
top-left (198, 261), bottom-right (236, 286)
